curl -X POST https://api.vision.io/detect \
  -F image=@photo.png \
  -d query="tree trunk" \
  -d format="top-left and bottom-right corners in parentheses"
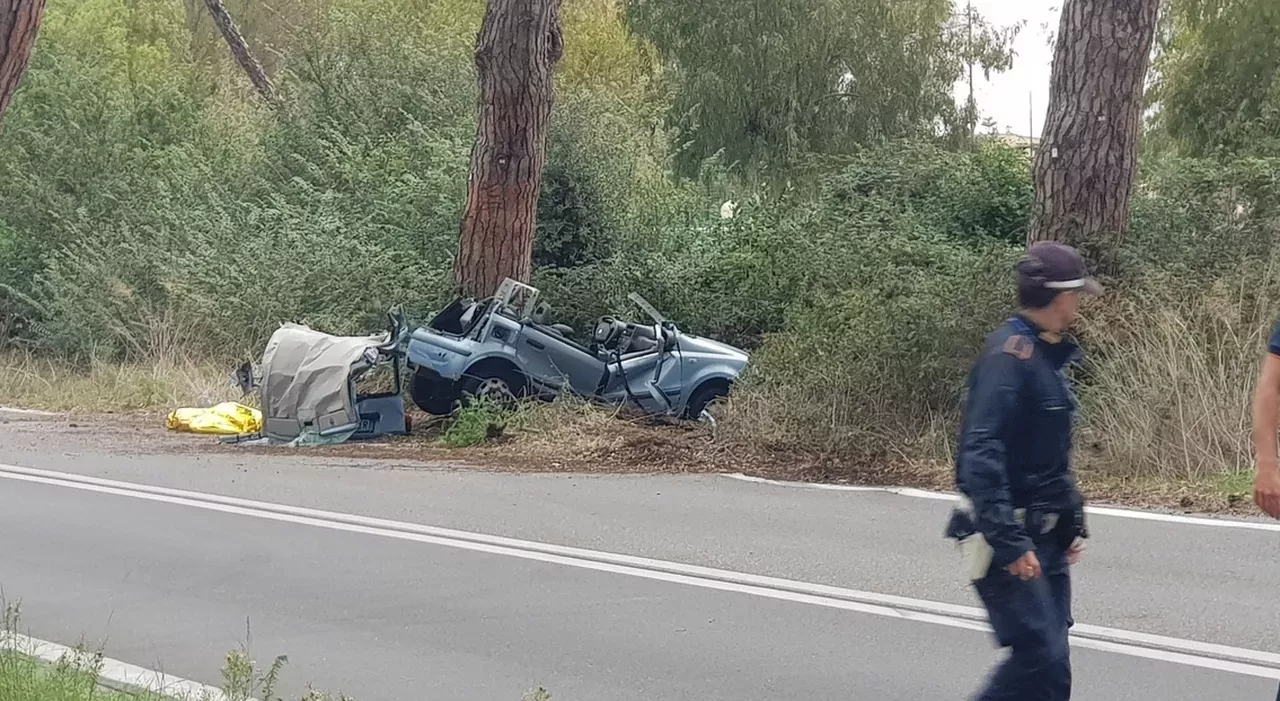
top-left (453, 0), bottom-right (564, 298)
top-left (203, 0), bottom-right (277, 105)
top-left (1028, 0), bottom-right (1159, 262)
top-left (0, 0), bottom-right (47, 127)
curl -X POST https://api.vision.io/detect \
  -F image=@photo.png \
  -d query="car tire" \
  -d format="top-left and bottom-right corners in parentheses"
top-left (685, 381), bottom-right (730, 421)
top-left (459, 366), bottom-right (528, 410)
top-left (411, 368), bottom-right (460, 416)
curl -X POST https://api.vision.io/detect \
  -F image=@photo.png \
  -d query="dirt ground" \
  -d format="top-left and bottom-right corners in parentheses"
top-left (0, 405), bottom-right (943, 481)
top-left (0, 407), bottom-right (1256, 517)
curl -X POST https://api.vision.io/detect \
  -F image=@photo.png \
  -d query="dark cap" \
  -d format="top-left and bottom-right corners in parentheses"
top-left (1016, 242), bottom-right (1103, 296)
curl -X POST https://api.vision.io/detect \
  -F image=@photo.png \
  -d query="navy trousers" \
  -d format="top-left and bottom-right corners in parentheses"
top-left (971, 541), bottom-right (1073, 701)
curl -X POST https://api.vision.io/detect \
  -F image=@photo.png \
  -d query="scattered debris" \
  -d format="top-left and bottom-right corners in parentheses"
top-left (234, 309), bottom-right (411, 446)
top-left (165, 310), bottom-right (412, 447)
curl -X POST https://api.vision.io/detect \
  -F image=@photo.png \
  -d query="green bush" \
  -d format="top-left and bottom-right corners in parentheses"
top-left (443, 399), bottom-right (509, 448)
top-left (722, 227), bottom-right (1019, 461)
top-left (814, 140), bottom-right (1034, 246)
top-left (0, 0), bottom-right (686, 360)
top-left (581, 142), bottom-right (1032, 348)
top-left (1124, 154), bottom-right (1280, 278)
top-left (0, 0), bottom-right (211, 292)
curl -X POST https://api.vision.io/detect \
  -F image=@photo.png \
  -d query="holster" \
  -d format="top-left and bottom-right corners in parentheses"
top-left (944, 496), bottom-right (1088, 582)
top-left (1035, 497), bottom-right (1088, 551)
top-left (945, 498), bottom-right (994, 582)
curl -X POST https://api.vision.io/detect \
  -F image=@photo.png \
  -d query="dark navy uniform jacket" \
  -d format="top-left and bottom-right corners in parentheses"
top-left (954, 315), bottom-right (1085, 569)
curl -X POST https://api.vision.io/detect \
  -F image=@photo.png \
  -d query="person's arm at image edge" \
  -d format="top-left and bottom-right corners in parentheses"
top-left (1250, 337), bottom-right (1280, 519)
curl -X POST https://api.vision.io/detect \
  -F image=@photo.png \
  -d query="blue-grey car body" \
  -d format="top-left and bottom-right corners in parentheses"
top-left (405, 281), bottom-right (748, 419)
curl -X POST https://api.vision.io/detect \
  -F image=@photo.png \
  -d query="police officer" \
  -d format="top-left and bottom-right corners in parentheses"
top-left (947, 241), bottom-right (1101, 701)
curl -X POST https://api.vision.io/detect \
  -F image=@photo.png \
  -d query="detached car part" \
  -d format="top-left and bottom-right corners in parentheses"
top-left (237, 308), bottom-right (411, 444)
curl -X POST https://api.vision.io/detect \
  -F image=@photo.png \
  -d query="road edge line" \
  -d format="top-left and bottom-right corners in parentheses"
top-left (719, 473), bottom-right (1280, 532)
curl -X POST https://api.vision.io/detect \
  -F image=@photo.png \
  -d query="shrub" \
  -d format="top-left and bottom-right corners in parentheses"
top-left (0, 0), bottom-right (213, 297)
top-left (722, 236), bottom-right (1018, 462)
top-left (443, 400), bottom-right (509, 448)
top-left (32, 185), bottom-right (454, 358)
top-left (0, 0), bottom-right (683, 361)
top-left (796, 140), bottom-right (1033, 246)
top-left (1124, 154), bottom-right (1280, 278)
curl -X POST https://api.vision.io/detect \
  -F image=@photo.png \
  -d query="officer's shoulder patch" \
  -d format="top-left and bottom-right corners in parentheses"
top-left (1002, 334), bottom-right (1034, 361)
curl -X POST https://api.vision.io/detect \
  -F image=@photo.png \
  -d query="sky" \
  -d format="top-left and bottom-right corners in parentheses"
top-left (955, 0), bottom-right (1061, 139)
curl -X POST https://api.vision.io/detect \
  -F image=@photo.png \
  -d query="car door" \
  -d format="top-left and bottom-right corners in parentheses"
top-left (598, 342), bottom-right (682, 414)
top-left (516, 324), bottom-right (608, 397)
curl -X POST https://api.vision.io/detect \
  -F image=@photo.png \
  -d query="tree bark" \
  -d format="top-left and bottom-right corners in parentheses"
top-left (202, 0), bottom-right (277, 105)
top-left (0, 0), bottom-right (46, 127)
top-left (1028, 0), bottom-right (1159, 262)
top-left (454, 0), bottom-right (564, 298)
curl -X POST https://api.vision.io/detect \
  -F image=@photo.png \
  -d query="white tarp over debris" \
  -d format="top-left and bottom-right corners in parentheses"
top-left (259, 323), bottom-right (391, 444)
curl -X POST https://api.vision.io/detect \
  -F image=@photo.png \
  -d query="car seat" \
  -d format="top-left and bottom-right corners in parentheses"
top-left (531, 302), bottom-right (576, 340)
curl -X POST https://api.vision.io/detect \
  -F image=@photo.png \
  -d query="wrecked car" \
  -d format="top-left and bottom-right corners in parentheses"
top-left (406, 278), bottom-right (748, 421)
top-left (233, 309), bottom-right (412, 444)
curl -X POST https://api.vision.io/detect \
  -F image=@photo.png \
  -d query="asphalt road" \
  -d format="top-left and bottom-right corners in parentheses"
top-left (1, 418), bottom-right (1279, 699)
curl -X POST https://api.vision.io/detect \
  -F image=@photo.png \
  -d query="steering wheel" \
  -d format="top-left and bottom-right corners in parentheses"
top-left (594, 316), bottom-right (626, 349)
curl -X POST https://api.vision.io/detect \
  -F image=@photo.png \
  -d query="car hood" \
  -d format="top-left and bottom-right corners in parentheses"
top-left (676, 333), bottom-right (749, 361)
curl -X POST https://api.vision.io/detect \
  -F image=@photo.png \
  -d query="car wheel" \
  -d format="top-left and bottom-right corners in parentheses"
top-left (411, 369), bottom-right (460, 416)
top-left (460, 366), bottom-right (527, 410)
top-left (685, 382), bottom-right (730, 421)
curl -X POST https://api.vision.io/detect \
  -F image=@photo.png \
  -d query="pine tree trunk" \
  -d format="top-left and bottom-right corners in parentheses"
top-left (203, 0), bottom-right (277, 105)
top-left (454, 0), bottom-right (564, 298)
top-left (0, 0), bottom-right (47, 127)
top-left (1028, 0), bottom-right (1159, 262)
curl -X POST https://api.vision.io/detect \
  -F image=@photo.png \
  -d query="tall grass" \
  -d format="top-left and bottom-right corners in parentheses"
top-left (0, 651), bottom-right (164, 701)
top-left (0, 351), bottom-right (231, 413)
top-left (2, 601), bottom-right (174, 701)
top-left (1078, 271), bottom-right (1277, 482)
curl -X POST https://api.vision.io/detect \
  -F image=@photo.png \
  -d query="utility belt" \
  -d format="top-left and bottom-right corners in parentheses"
top-left (1017, 503), bottom-right (1087, 546)
top-left (945, 497), bottom-right (1087, 582)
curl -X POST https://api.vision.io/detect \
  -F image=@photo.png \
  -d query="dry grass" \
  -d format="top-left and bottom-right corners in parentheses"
top-left (442, 395), bottom-right (734, 473)
top-left (715, 346), bottom-right (966, 468)
top-left (0, 350), bottom-right (234, 413)
top-left (455, 395), bottom-right (952, 488)
top-left (1076, 276), bottom-right (1270, 486)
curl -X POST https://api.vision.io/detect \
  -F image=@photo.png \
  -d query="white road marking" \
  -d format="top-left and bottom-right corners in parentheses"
top-left (3, 463), bottom-right (1280, 682)
top-left (722, 472), bottom-right (1280, 532)
top-left (0, 407), bottom-right (59, 416)
top-left (1, 631), bottom-right (229, 701)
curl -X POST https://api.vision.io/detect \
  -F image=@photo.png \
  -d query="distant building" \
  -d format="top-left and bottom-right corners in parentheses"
top-left (984, 132), bottom-right (1040, 159)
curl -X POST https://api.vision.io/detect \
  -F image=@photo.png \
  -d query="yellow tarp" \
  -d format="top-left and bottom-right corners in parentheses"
top-left (166, 402), bottom-right (263, 436)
